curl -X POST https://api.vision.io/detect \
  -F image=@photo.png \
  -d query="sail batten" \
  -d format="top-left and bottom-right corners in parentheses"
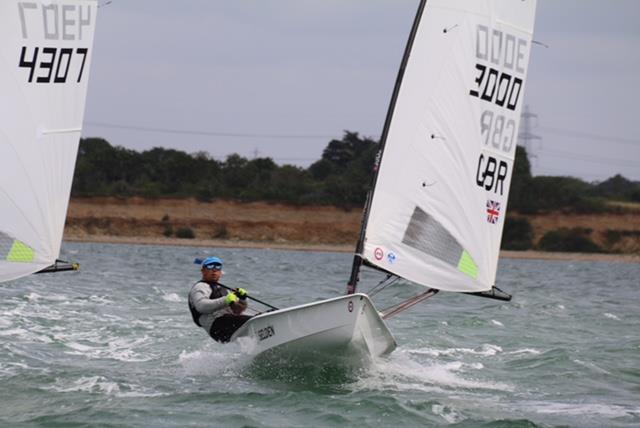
top-left (41, 128), bottom-right (83, 135)
top-left (355, 0), bottom-right (537, 293)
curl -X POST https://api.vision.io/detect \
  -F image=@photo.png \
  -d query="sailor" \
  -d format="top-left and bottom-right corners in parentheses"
top-left (188, 256), bottom-right (252, 343)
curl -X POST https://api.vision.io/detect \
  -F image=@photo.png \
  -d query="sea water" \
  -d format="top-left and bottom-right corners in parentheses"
top-left (0, 242), bottom-right (638, 427)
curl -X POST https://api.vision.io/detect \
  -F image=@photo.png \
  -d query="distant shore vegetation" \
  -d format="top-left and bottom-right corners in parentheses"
top-left (73, 133), bottom-right (640, 253)
top-left (74, 132), bottom-right (381, 208)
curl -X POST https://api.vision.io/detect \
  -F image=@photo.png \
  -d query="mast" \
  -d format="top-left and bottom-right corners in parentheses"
top-left (347, 0), bottom-right (428, 294)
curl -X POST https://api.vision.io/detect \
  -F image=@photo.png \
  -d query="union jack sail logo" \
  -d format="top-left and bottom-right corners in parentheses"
top-left (486, 200), bottom-right (501, 224)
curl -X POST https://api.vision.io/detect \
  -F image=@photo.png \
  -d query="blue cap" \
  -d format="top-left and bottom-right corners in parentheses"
top-left (201, 256), bottom-right (223, 270)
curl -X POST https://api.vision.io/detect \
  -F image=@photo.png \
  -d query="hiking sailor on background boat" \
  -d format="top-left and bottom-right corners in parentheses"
top-left (188, 257), bottom-right (251, 342)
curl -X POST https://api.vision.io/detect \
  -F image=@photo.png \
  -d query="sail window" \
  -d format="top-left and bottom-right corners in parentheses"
top-left (402, 206), bottom-right (477, 279)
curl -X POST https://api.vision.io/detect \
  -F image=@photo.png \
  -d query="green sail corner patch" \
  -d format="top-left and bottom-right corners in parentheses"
top-left (7, 240), bottom-right (35, 263)
top-left (457, 250), bottom-right (478, 279)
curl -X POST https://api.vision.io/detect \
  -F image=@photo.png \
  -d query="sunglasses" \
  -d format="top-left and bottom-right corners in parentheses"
top-left (203, 263), bottom-right (222, 271)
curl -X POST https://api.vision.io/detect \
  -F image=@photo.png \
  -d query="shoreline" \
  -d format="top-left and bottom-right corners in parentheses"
top-left (65, 197), bottom-right (640, 257)
top-left (63, 235), bottom-right (640, 264)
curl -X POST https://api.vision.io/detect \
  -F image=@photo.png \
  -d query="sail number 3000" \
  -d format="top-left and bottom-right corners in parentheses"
top-left (469, 64), bottom-right (522, 111)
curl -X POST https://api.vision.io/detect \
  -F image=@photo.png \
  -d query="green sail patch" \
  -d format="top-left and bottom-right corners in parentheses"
top-left (457, 250), bottom-right (478, 279)
top-left (7, 240), bottom-right (35, 262)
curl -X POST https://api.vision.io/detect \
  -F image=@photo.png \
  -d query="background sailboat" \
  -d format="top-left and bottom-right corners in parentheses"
top-left (231, 0), bottom-right (537, 357)
top-left (0, 0), bottom-right (99, 283)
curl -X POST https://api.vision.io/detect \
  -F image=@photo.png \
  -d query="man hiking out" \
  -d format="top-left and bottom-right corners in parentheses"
top-left (188, 256), bottom-right (252, 343)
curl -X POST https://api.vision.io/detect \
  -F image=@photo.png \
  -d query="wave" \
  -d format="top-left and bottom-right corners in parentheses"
top-left (63, 336), bottom-right (154, 362)
top-left (506, 348), bottom-right (541, 356)
top-left (603, 313), bottom-right (621, 321)
top-left (161, 293), bottom-right (182, 303)
top-left (88, 295), bottom-right (113, 305)
top-left (46, 376), bottom-right (165, 398)
top-left (524, 401), bottom-right (640, 418)
top-left (0, 327), bottom-right (53, 344)
top-left (431, 403), bottom-right (464, 424)
top-left (25, 292), bottom-right (69, 302)
top-left (410, 343), bottom-right (503, 357)
top-left (572, 358), bottom-right (611, 375)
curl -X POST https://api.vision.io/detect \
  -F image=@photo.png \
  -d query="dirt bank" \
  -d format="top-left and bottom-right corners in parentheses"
top-left (64, 197), bottom-right (640, 262)
top-left (524, 212), bottom-right (640, 253)
top-left (65, 197), bottom-right (361, 245)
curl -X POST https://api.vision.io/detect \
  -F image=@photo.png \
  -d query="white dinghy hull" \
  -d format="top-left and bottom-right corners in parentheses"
top-left (230, 293), bottom-right (396, 358)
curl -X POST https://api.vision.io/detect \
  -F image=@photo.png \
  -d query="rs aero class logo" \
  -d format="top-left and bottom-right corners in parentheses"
top-left (374, 247), bottom-right (397, 264)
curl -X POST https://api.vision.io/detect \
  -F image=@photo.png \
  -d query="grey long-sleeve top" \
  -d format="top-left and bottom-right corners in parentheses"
top-left (188, 281), bottom-right (232, 333)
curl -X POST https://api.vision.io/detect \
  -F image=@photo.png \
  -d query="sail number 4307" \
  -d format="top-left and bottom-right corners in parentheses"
top-left (19, 46), bottom-right (88, 83)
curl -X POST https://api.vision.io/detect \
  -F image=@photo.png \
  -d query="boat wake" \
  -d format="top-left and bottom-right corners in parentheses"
top-left (192, 340), bottom-right (518, 394)
top-left (178, 346), bottom-right (244, 377)
top-left (179, 340), bottom-right (374, 389)
top-left (348, 345), bottom-right (514, 394)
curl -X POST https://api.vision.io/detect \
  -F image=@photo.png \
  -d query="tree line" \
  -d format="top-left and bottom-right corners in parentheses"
top-left (73, 132), bottom-right (377, 207)
top-left (73, 133), bottom-right (640, 212)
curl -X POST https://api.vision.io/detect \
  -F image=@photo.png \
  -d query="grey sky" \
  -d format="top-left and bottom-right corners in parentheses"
top-left (83, 0), bottom-right (640, 182)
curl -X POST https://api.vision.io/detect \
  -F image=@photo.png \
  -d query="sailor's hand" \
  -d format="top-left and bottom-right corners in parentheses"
top-left (230, 300), bottom-right (247, 315)
top-left (234, 288), bottom-right (248, 300)
top-left (225, 293), bottom-right (239, 305)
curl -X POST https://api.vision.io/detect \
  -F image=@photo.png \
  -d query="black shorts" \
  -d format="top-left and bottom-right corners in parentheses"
top-left (209, 314), bottom-right (252, 343)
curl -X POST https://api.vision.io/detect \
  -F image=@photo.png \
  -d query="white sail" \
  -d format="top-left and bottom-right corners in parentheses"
top-left (362, 0), bottom-right (537, 293)
top-left (0, 0), bottom-right (98, 282)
